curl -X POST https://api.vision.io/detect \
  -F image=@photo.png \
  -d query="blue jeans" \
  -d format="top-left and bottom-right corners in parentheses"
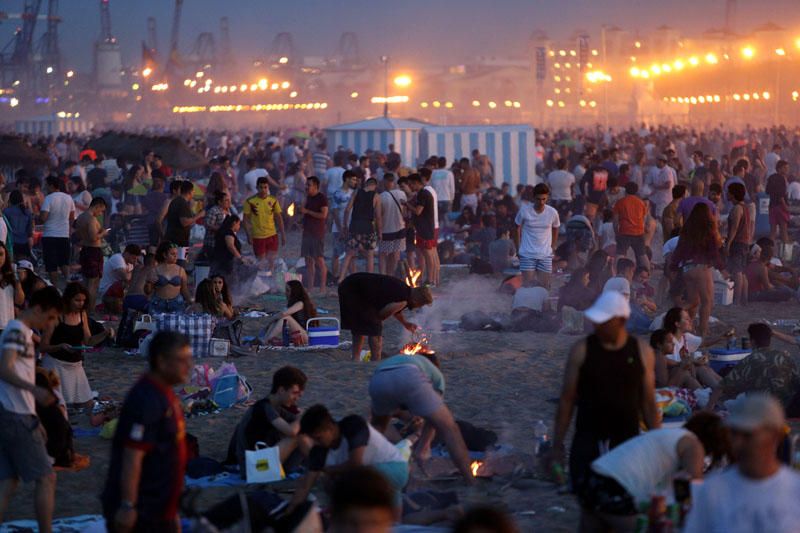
top-left (148, 295), bottom-right (185, 314)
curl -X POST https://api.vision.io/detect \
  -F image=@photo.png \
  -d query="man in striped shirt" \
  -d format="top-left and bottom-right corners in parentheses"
top-left (312, 143), bottom-right (331, 180)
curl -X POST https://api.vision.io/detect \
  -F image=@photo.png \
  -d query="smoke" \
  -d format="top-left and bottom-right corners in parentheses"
top-left (409, 275), bottom-right (511, 335)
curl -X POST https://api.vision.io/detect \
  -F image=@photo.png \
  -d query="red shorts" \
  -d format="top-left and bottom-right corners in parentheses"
top-left (416, 236), bottom-right (437, 250)
top-left (770, 204), bottom-right (790, 227)
top-left (79, 246), bottom-right (104, 279)
top-left (252, 235), bottom-right (279, 256)
top-left (105, 280), bottom-right (125, 299)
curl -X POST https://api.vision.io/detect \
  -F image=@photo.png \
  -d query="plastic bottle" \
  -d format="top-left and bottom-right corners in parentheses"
top-left (534, 420), bottom-right (550, 457)
top-left (282, 319), bottom-right (290, 346)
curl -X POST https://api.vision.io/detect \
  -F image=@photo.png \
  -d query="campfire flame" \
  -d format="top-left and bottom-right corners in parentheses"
top-left (287, 203), bottom-right (295, 217)
top-left (402, 342), bottom-right (424, 355)
top-left (470, 460), bottom-right (482, 477)
top-left (405, 268), bottom-right (421, 287)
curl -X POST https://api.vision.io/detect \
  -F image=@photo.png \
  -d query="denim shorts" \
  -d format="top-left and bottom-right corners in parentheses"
top-left (0, 406), bottom-right (53, 482)
top-left (148, 295), bottom-right (185, 314)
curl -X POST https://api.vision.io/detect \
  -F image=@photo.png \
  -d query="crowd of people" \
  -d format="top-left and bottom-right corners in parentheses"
top-left (1, 122), bottom-right (800, 531)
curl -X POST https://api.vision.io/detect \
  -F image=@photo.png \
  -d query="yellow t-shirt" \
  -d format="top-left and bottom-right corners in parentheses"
top-left (243, 194), bottom-right (281, 238)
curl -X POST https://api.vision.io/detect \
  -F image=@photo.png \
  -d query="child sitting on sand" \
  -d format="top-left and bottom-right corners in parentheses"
top-left (650, 329), bottom-right (701, 390)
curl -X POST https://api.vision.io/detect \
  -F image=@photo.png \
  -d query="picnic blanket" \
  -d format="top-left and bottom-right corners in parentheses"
top-left (257, 341), bottom-right (352, 352)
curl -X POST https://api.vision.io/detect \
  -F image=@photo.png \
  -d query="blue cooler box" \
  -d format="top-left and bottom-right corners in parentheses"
top-left (708, 349), bottom-right (751, 374)
top-left (307, 318), bottom-right (340, 346)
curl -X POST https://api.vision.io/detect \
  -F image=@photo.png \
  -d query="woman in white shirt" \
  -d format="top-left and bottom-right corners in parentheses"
top-left (578, 412), bottom-right (731, 532)
top-left (663, 307), bottom-right (725, 388)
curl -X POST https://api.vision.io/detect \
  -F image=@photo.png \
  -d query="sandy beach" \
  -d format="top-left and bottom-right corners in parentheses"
top-left (4, 234), bottom-right (800, 532)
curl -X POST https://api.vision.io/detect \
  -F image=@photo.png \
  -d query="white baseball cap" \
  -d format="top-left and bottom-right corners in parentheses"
top-left (16, 260), bottom-right (34, 272)
top-left (726, 393), bottom-right (786, 432)
top-left (584, 290), bottom-right (631, 324)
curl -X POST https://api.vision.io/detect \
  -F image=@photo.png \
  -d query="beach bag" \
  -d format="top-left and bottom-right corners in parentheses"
top-left (245, 442), bottom-right (285, 483)
top-left (116, 310), bottom-right (150, 348)
top-left (191, 364), bottom-right (216, 388)
top-left (212, 319), bottom-right (243, 346)
top-left (212, 362), bottom-right (252, 405)
top-left (156, 313), bottom-right (216, 357)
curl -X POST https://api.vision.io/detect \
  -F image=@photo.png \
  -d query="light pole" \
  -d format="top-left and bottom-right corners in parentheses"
top-left (381, 55), bottom-right (389, 117)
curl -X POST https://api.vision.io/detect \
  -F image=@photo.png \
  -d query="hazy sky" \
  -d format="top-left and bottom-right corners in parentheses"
top-left (5, 0), bottom-right (800, 71)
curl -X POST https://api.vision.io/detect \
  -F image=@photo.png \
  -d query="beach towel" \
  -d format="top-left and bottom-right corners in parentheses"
top-left (0, 514), bottom-right (106, 532)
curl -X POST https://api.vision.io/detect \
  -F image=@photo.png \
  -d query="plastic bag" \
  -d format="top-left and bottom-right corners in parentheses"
top-left (191, 364), bottom-right (216, 388)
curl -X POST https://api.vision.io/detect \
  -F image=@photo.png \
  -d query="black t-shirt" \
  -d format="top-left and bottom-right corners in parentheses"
top-left (766, 173), bottom-right (788, 205)
top-left (308, 415), bottom-right (370, 471)
top-left (214, 229), bottom-right (240, 268)
top-left (164, 196), bottom-right (193, 246)
top-left (580, 166), bottom-right (609, 205)
top-left (227, 398), bottom-right (299, 467)
top-left (303, 192), bottom-right (328, 240)
top-left (414, 188), bottom-right (435, 240)
top-left (102, 375), bottom-right (186, 521)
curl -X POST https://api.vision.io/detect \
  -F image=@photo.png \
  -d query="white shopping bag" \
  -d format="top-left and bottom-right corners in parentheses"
top-left (245, 442), bottom-right (284, 483)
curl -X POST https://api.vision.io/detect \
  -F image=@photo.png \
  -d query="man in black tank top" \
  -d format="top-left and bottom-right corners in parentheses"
top-left (338, 178), bottom-right (383, 284)
top-left (550, 291), bottom-right (659, 526)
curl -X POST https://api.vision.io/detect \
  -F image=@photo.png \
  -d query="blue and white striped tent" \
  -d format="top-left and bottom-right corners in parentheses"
top-left (15, 114), bottom-right (94, 136)
top-left (325, 117), bottom-right (426, 168)
top-left (419, 125), bottom-right (538, 189)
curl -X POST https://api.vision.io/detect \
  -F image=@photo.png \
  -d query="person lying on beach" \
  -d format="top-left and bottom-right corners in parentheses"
top-left (225, 366), bottom-right (310, 475)
top-left (287, 405), bottom-right (411, 517)
top-left (368, 353), bottom-right (475, 484)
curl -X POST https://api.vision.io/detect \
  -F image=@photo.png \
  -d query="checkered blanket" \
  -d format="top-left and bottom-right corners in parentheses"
top-left (155, 313), bottom-right (217, 357)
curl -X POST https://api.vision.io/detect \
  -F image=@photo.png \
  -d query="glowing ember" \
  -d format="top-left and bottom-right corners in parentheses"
top-left (287, 203), bottom-right (295, 217)
top-left (405, 268), bottom-right (422, 287)
top-left (470, 460), bottom-right (482, 477)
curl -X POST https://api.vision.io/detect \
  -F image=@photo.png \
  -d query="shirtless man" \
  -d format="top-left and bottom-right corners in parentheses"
top-left (75, 197), bottom-right (108, 314)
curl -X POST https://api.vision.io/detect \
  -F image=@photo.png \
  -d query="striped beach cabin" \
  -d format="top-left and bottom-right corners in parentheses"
top-left (419, 125), bottom-right (538, 189)
top-left (325, 117), bottom-right (426, 168)
top-left (15, 114), bottom-right (95, 136)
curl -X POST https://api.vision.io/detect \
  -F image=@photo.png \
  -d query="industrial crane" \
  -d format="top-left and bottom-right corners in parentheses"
top-left (165, 0), bottom-right (183, 77)
top-left (0, 0), bottom-right (42, 88)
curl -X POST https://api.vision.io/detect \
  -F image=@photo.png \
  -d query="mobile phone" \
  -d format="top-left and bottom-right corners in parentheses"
top-left (673, 478), bottom-right (691, 504)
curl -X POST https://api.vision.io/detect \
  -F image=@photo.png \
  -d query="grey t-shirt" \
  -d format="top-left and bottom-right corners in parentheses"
top-left (489, 238), bottom-right (516, 273)
top-left (380, 189), bottom-right (407, 236)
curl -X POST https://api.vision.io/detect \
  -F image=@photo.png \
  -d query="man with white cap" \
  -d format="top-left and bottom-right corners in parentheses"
top-left (550, 290), bottom-right (658, 522)
top-left (684, 393), bottom-right (800, 532)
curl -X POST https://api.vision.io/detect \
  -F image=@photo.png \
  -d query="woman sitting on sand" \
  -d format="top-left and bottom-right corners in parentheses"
top-left (40, 282), bottom-right (112, 407)
top-left (191, 278), bottom-right (235, 320)
top-left (148, 242), bottom-right (192, 313)
top-left (211, 274), bottom-right (235, 318)
top-left (662, 307), bottom-right (724, 388)
top-left (264, 280), bottom-right (318, 346)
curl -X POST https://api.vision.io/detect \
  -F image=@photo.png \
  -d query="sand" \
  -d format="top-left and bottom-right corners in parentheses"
top-left (6, 232), bottom-right (800, 532)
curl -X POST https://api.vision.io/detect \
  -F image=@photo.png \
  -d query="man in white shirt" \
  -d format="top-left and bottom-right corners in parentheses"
top-left (547, 158), bottom-right (576, 218)
top-left (650, 155), bottom-right (676, 217)
top-left (684, 394), bottom-right (800, 533)
top-left (430, 157), bottom-right (455, 227)
top-left (765, 144), bottom-right (782, 177)
top-left (0, 286), bottom-right (63, 533)
top-left (99, 245), bottom-right (142, 314)
top-left (515, 183), bottom-right (560, 289)
top-left (40, 176), bottom-right (76, 289)
top-left (242, 158), bottom-right (271, 197)
top-left (378, 174), bottom-right (407, 278)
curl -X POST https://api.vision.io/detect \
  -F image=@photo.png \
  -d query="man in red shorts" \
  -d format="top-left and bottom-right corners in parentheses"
top-left (243, 177), bottom-right (285, 272)
top-left (408, 174), bottom-right (439, 286)
top-left (74, 197), bottom-right (108, 314)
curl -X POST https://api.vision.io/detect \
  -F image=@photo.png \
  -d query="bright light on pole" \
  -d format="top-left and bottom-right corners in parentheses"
top-left (393, 75), bottom-right (412, 88)
top-left (741, 46), bottom-right (755, 59)
top-left (142, 67), bottom-right (153, 77)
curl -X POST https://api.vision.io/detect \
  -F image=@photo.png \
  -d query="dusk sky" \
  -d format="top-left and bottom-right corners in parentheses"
top-left (4, 0), bottom-right (800, 71)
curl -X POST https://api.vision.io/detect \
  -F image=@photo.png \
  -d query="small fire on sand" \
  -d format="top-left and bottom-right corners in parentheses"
top-left (470, 460), bottom-right (483, 477)
top-left (405, 268), bottom-right (421, 287)
top-left (287, 203), bottom-right (295, 217)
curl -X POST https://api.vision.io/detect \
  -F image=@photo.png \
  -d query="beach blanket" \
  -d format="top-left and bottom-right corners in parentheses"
top-left (0, 514), bottom-right (106, 532)
top-left (185, 471), bottom-right (249, 488)
top-left (257, 341), bottom-right (352, 352)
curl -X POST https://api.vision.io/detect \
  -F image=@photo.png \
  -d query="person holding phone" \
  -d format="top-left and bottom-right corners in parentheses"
top-left (74, 197), bottom-right (109, 315)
